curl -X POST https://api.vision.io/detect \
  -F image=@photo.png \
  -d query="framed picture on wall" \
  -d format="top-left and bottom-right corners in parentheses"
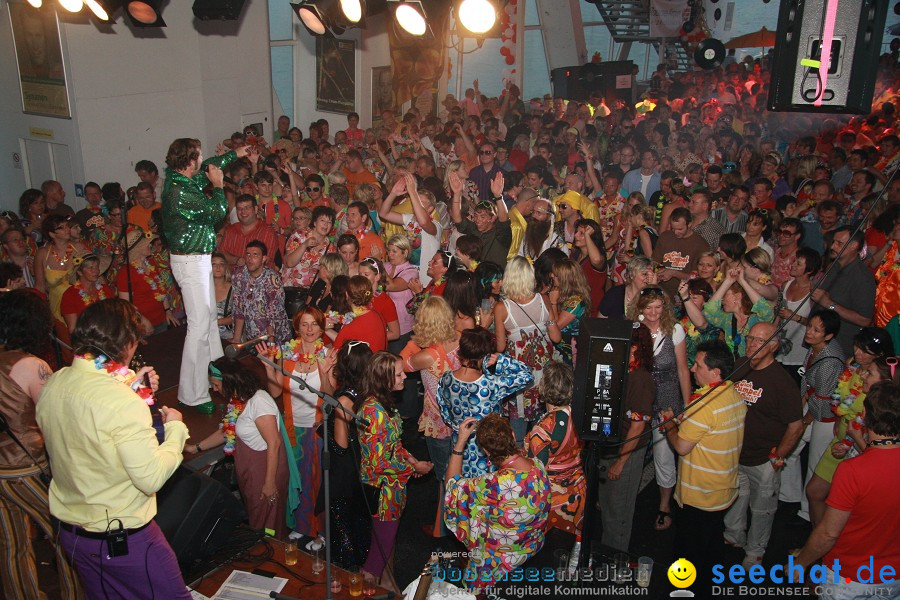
top-left (8, 3), bottom-right (71, 118)
top-left (316, 37), bottom-right (355, 114)
top-left (371, 66), bottom-right (393, 129)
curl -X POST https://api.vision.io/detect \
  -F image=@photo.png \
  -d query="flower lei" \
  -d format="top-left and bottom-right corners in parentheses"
top-left (325, 305), bottom-right (370, 328)
top-left (73, 280), bottom-right (112, 307)
top-left (831, 365), bottom-right (864, 418)
top-left (688, 381), bottom-right (723, 405)
top-left (277, 337), bottom-right (326, 362)
top-left (680, 315), bottom-right (699, 339)
top-left (134, 259), bottom-right (167, 303)
top-left (222, 397), bottom-right (247, 455)
top-left (77, 353), bottom-right (155, 406)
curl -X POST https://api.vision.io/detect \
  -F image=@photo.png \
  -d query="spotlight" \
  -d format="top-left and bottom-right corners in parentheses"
top-left (86, 0), bottom-right (123, 20)
top-left (26, 0), bottom-right (42, 7)
top-left (388, 0), bottom-right (431, 37)
top-left (126, 0), bottom-right (165, 27)
top-left (457, 0), bottom-right (497, 35)
top-left (291, 0), bottom-right (365, 36)
top-left (59, 0), bottom-right (85, 12)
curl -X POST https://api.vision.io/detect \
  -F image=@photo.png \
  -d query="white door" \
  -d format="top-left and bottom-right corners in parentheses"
top-left (20, 138), bottom-right (76, 206)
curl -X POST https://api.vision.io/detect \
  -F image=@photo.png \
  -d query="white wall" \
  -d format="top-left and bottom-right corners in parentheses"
top-left (0, 0), bottom-right (272, 210)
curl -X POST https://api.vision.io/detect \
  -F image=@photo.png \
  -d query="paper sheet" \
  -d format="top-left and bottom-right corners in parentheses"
top-left (210, 570), bottom-right (288, 600)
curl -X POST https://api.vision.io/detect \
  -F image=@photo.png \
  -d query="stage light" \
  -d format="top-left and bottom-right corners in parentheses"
top-left (127, 0), bottom-right (165, 26)
top-left (85, 0), bottom-right (119, 20)
top-left (390, 0), bottom-right (427, 36)
top-left (27, 0), bottom-right (42, 8)
top-left (291, 0), bottom-right (365, 36)
top-left (457, 0), bottom-right (496, 34)
top-left (59, 0), bottom-right (84, 12)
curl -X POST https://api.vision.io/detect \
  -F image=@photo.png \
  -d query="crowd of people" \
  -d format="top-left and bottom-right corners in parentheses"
top-left (1, 49), bottom-right (900, 600)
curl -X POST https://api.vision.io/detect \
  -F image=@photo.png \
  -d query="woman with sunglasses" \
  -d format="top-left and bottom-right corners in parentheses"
top-left (626, 286), bottom-right (691, 532)
top-left (331, 275), bottom-right (388, 353)
top-left (357, 351), bottom-right (433, 588)
top-left (806, 328), bottom-right (894, 526)
top-left (34, 215), bottom-right (88, 324)
top-left (358, 257), bottom-right (401, 343)
top-left (256, 307), bottom-right (331, 543)
top-left (282, 205), bottom-right (336, 293)
top-left (400, 296), bottom-right (460, 537)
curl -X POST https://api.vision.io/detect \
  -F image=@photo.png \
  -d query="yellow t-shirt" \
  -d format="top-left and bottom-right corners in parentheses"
top-left (675, 382), bottom-right (746, 511)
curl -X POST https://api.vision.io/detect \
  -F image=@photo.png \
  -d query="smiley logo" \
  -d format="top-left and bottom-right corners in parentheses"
top-left (667, 558), bottom-right (696, 588)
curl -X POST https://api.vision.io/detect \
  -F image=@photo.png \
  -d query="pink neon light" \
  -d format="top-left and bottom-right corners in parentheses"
top-left (815, 0), bottom-right (839, 106)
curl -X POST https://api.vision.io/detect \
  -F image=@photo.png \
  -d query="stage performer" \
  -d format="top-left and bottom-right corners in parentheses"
top-left (162, 138), bottom-right (248, 413)
top-left (36, 298), bottom-right (190, 599)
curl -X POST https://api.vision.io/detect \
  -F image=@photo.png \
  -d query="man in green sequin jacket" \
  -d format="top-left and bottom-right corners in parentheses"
top-left (162, 138), bottom-right (248, 413)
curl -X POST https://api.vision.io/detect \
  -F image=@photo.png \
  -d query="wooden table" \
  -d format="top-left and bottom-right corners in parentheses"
top-left (191, 539), bottom-right (389, 599)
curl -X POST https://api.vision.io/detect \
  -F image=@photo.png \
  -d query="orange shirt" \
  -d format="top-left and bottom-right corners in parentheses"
top-left (357, 231), bottom-right (386, 260)
top-left (127, 202), bottom-right (161, 232)
top-left (343, 167), bottom-right (378, 199)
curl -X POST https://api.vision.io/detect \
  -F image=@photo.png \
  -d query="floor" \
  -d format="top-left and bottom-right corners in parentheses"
top-left (28, 327), bottom-right (817, 599)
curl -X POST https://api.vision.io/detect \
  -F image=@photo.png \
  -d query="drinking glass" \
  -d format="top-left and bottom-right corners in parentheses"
top-left (311, 543), bottom-right (324, 575)
top-left (349, 568), bottom-right (363, 597)
top-left (284, 541), bottom-right (298, 566)
top-left (636, 556), bottom-right (653, 588)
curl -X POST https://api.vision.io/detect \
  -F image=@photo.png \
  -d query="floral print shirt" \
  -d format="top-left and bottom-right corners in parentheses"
top-left (232, 266), bottom-right (292, 343)
top-left (444, 460), bottom-right (551, 589)
top-left (357, 398), bottom-right (415, 521)
top-left (281, 229), bottom-right (333, 288)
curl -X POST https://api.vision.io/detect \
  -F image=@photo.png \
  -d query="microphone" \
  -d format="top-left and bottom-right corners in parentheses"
top-left (224, 335), bottom-right (271, 359)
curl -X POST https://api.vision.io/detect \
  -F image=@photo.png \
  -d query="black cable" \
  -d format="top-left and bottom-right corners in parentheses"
top-left (612, 163), bottom-right (899, 448)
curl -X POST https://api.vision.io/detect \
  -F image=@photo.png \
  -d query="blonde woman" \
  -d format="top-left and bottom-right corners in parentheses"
top-left (696, 250), bottom-right (722, 291)
top-left (626, 287), bottom-right (691, 531)
top-left (399, 296), bottom-right (460, 537)
top-left (741, 247), bottom-right (779, 302)
top-left (494, 256), bottom-right (554, 442)
top-left (308, 252), bottom-right (348, 314)
top-left (547, 258), bottom-right (591, 365)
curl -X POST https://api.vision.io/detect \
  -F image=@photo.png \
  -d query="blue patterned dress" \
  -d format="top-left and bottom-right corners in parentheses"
top-left (437, 354), bottom-right (534, 477)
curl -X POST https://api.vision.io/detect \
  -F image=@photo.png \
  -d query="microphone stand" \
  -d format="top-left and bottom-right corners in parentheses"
top-left (252, 348), bottom-right (369, 600)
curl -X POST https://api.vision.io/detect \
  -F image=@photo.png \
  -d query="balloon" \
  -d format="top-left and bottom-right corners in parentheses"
top-left (505, 55), bottom-right (515, 65)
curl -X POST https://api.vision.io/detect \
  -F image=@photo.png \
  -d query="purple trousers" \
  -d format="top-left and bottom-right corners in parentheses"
top-left (362, 518), bottom-right (400, 577)
top-left (58, 520), bottom-right (191, 600)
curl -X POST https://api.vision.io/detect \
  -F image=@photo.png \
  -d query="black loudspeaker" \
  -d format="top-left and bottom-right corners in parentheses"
top-left (571, 318), bottom-right (635, 443)
top-left (155, 467), bottom-right (247, 567)
top-left (551, 61), bottom-right (634, 104)
top-left (767, 0), bottom-right (889, 114)
top-left (192, 0), bottom-right (247, 20)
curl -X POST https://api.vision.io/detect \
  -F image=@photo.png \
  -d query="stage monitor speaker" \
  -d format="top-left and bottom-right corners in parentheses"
top-left (551, 66), bottom-right (586, 101)
top-left (156, 467), bottom-right (247, 567)
top-left (192, 0), bottom-right (248, 20)
top-left (572, 318), bottom-right (635, 443)
top-left (767, 0), bottom-right (888, 114)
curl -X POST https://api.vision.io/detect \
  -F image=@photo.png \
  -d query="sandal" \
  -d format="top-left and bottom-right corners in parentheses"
top-left (654, 510), bottom-right (672, 531)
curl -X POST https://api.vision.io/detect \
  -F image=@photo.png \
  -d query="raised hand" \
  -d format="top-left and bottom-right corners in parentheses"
top-left (490, 172), bottom-right (505, 198)
top-left (449, 171), bottom-right (464, 195)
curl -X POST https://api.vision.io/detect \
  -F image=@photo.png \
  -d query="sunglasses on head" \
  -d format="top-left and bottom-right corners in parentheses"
top-left (475, 201), bottom-right (497, 216)
top-left (346, 340), bottom-right (370, 351)
top-left (306, 186), bottom-right (321, 192)
top-left (640, 286), bottom-right (664, 296)
top-left (360, 257), bottom-right (381, 274)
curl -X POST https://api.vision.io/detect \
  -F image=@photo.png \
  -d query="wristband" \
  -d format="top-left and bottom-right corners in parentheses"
top-left (196, 443), bottom-right (202, 452)
top-left (451, 449), bottom-right (464, 456)
top-left (768, 448), bottom-right (785, 468)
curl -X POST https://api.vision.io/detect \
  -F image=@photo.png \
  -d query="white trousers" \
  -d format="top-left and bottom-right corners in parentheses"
top-left (651, 425), bottom-right (677, 489)
top-left (170, 253), bottom-right (223, 406)
top-left (798, 420), bottom-right (835, 521)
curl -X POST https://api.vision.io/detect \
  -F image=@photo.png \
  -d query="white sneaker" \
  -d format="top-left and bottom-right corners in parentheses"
top-left (288, 530), bottom-right (303, 540)
top-left (742, 554), bottom-right (764, 569)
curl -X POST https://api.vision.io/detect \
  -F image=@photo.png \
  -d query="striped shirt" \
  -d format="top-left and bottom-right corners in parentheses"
top-left (675, 382), bottom-right (747, 511)
top-left (711, 207), bottom-right (748, 235)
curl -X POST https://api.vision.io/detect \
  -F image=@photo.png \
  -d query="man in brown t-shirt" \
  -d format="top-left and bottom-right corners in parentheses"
top-left (724, 322), bottom-right (804, 568)
top-left (652, 207), bottom-right (710, 297)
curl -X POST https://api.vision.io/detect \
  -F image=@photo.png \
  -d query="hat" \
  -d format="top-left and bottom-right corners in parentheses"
top-left (124, 227), bottom-right (158, 253)
top-left (70, 249), bottom-right (112, 283)
top-left (553, 190), bottom-right (586, 213)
